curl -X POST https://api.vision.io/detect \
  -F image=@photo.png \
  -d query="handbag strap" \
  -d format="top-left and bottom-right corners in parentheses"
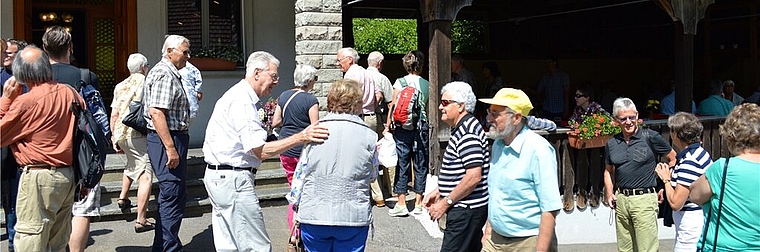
top-left (282, 89), bottom-right (302, 116)
top-left (700, 157), bottom-right (730, 252)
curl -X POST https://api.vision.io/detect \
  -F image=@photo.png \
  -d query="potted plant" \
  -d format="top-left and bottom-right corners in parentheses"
top-left (189, 45), bottom-right (244, 71)
top-left (567, 113), bottom-right (624, 149)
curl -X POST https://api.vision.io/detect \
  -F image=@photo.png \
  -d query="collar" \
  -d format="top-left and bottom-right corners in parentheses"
top-left (676, 142), bottom-right (702, 160)
top-left (238, 79), bottom-right (260, 104)
top-left (367, 66), bottom-right (379, 72)
top-left (503, 125), bottom-right (530, 154)
top-left (615, 126), bottom-right (644, 141)
top-left (158, 58), bottom-right (181, 78)
top-left (450, 114), bottom-right (474, 133)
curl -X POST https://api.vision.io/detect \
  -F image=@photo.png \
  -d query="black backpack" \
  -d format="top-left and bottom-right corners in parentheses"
top-left (67, 87), bottom-right (107, 189)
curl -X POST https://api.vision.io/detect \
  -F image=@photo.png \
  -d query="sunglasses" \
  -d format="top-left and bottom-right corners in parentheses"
top-left (617, 115), bottom-right (637, 122)
top-left (574, 94), bottom-right (587, 99)
top-left (440, 99), bottom-right (459, 106)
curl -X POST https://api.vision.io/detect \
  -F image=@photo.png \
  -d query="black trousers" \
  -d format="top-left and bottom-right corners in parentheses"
top-left (441, 205), bottom-right (488, 252)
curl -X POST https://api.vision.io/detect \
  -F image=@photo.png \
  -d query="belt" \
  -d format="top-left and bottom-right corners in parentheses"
top-left (148, 130), bottom-right (189, 135)
top-left (206, 164), bottom-right (257, 174)
top-left (617, 187), bottom-right (656, 196)
top-left (21, 164), bottom-right (70, 171)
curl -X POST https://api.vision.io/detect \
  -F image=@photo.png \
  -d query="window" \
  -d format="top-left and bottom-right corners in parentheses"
top-left (168, 0), bottom-right (241, 58)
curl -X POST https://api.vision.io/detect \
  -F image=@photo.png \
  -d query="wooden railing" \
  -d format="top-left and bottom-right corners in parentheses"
top-left (436, 116), bottom-right (728, 212)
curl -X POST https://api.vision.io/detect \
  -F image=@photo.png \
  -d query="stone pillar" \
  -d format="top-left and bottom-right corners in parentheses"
top-left (295, 0), bottom-right (343, 111)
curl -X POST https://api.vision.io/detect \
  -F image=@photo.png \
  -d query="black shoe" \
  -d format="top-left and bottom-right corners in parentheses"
top-left (117, 198), bottom-right (132, 210)
top-left (135, 220), bottom-right (156, 233)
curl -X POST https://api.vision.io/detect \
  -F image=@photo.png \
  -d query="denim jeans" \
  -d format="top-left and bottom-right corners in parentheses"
top-left (393, 121), bottom-right (429, 194)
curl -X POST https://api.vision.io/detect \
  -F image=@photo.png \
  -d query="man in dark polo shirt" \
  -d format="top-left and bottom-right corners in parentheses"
top-left (603, 97), bottom-right (676, 252)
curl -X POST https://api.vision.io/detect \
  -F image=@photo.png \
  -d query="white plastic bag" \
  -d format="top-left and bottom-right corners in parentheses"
top-left (377, 132), bottom-right (398, 167)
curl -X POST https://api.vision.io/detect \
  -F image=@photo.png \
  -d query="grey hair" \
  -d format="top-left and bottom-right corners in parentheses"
top-left (245, 51), bottom-right (280, 78)
top-left (612, 97), bottom-right (638, 116)
top-left (12, 46), bottom-right (53, 85)
top-left (293, 64), bottom-right (317, 87)
top-left (127, 53), bottom-right (148, 74)
top-left (338, 47), bottom-right (359, 64)
top-left (667, 112), bottom-right (703, 144)
top-left (441, 81), bottom-right (476, 113)
top-left (161, 35), bottom-right (189, 58)
top-left (367, 51), bottom-right (383, 67)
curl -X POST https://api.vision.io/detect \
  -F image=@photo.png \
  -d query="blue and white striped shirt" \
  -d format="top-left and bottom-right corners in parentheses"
top-left (439, 114), bottom-right (489, 209)
top-left (671, 143), bottom-right (712, 211)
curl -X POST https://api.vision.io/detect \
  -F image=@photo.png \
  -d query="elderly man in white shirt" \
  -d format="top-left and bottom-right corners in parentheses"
top-left (202, 51), bottom-right (328, 252)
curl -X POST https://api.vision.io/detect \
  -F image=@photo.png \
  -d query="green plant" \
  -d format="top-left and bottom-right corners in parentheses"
top-left (569, 113), bottom-right (622, 139)
top-left (194, 45), bottom-right (244, 63)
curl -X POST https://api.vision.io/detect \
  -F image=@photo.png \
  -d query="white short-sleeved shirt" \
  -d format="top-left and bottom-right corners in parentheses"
top-left (202, 79), bottom-right (268, 168)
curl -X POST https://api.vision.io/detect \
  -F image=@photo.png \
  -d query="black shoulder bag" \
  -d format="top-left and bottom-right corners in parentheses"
top-left (699, 157), bottom-right (729, 252)
top-left (121, 86), bottom-right (148, 135)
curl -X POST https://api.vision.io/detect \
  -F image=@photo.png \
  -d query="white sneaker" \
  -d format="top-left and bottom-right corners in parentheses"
top-left (388, 205), bottom-right (409, 217)
top-left (411, 205), bottom-right (424, 215)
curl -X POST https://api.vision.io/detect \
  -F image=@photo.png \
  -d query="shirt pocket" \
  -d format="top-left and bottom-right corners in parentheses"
top-left (631, 146), bottom-right (653, 163)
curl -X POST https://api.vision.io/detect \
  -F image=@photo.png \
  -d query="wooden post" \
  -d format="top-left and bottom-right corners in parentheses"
top-left (419, 0), bottom-right (472, 176)
top-left (426, 20), bottom-right (451, 175)
top-left (656, 0), bottom-right (713, 113)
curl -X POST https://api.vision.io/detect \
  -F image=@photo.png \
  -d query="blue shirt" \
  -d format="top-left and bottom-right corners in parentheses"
top-left (537, 69), bottom-right (569, 114)
top-left (488, 126), bottom-right (562, 237)
top-left (179, 62), bottom-right (203, 118)
top-left (660, 92), bottom-right (697, 115)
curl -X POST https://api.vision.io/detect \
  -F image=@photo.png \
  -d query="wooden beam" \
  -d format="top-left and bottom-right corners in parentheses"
top-left (670, 0), bottom-right (714, 35)
top-left (419, 0), bottom-right (473, 22)
top-left (418, 0), bottom-right (473, 175)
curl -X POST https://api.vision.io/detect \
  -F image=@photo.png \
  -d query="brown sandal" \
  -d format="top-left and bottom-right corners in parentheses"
top-left (134, 220), bottom-right (156, 233)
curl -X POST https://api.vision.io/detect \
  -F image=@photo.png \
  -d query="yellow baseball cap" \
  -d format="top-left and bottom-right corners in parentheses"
top-left (479, 88), bottom-right (534, 116)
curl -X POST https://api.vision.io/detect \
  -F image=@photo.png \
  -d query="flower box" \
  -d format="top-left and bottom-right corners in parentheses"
top-left (189, 58), bottom-right (237, 71)
top-left (568, 134), bottom-right (611, 149)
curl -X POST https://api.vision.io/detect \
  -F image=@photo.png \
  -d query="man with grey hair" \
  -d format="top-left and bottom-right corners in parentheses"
top-left (366, 51), bottom-right (396, 200)
top-left (1, 46), bottom-right (84, 252)
top-left (203, 51), bottom-right (329, 251)
top-left (604, 97), bottom-right (676, 252)
top-left (144, 34), bottom-right (191, 252)
top-left (337, 47), bottom-right (385, 206)
top-left (423, 81), bottom-right (489, 252)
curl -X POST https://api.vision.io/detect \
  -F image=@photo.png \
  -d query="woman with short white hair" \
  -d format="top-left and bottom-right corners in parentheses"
top-left (110, 52), bottom-right (155, 233)
top-left (271, 64), bottom-right (319, 230)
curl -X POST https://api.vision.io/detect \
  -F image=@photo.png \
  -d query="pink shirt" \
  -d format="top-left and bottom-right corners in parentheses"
top-left (344, 64), bottom-right (378, 114)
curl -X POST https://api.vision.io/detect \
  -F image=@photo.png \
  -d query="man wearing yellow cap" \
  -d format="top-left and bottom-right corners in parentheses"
top-left (479, 88), bottom-right (561, 252)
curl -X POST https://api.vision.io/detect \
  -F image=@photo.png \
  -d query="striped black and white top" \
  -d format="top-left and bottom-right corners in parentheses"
top-left (672, 143), bottom-right (713, 211)
top-left (439, 114), bottom-right (489, 209)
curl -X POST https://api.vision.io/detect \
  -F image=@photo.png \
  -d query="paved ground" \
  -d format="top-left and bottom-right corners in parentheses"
top-left (1, 199), bottom-right (674, 251)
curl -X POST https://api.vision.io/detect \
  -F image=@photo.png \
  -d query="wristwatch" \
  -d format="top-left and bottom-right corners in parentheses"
top-left (445, 196), bottom-right (453, 205)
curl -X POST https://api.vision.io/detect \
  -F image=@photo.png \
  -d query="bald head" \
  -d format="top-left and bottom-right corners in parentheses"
top-left (12, 46), bottom-right (53, 86)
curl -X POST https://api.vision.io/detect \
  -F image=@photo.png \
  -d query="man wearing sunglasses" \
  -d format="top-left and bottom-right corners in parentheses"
top-left (603, 97), bottom-right (676, 252)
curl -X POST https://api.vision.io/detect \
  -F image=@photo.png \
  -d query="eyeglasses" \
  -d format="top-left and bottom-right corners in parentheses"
top-left (440, 99), bottom-right (459, 106)
top-left (173, 48), bottom-right (191, 56)
top-left (266, 70), bottom-right (279, 82)
top-left (336, 57), bottom-right (347, 63)
top-left (486, 109), bottom-right (515, 118)
top-left (574, 94), bottom-right (586, 99)
top-left (617, 115), bottom-right (637, 122)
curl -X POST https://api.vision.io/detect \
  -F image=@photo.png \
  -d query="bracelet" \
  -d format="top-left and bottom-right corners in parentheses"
top-left (662, 179), bottom-right (671, 183)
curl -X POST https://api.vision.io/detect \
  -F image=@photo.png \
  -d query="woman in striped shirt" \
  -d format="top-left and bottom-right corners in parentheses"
top-left (655, 112), bottom-right (712, 252)
top-left (422, 81), bottom-right (489, 252)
